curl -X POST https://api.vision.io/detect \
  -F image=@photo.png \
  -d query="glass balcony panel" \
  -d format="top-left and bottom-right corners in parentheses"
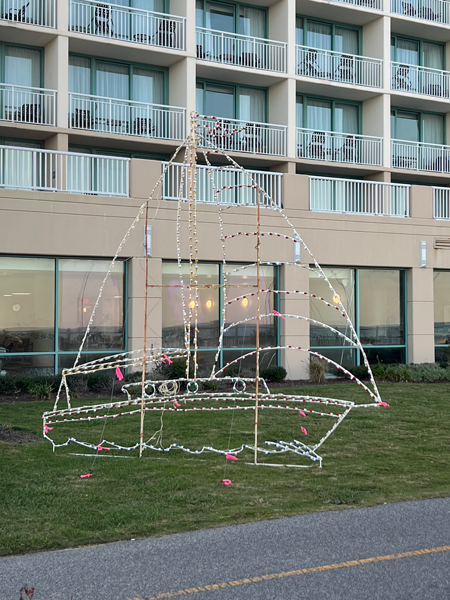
top-left (162, 163), bottom-right (282, 208)
top-left (196, 27), bottom-right (286, 73)
top-left (296, 46), bottom-right (382, 88)
top-left (310, 176), bottom-right (410, 217)
top-left (391, 0), bottom-right (450, 24)
top-left (69, 0), bottom-right (186, 50)
top-left (1, 0), bottom-right (55, 27)
top-left (297, 129), bottom-right (382, 167)
top-left (69, 93), bottom-right (185, 141)
top-left (391, 61), bottom-right (450, 98)
top-left (197, 115), bottom-right (286, 157)
top-left (0, 83), bottom-right (56, 126)
top-left (0, 145), bottom-right (129, 196)
top-left (433, 187), bottom-right (450, 219)
top-left (392, 139), bottom-right (450, 173)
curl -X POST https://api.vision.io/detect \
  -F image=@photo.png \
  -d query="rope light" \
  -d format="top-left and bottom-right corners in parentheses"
top-left (43, 112), bottom-right (387, 470)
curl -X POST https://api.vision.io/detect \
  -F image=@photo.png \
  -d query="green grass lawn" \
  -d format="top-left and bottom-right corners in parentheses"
top-left (1, 382), bottom-right (449, 556)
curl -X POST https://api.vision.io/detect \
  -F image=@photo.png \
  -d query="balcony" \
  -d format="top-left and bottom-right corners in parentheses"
top-left (310, 176), bottom-right (410, 217)
top-left (0, 84), bottom-right (56, 126)
top-left (331, 0), bottom-right (382, 9)
top-left (391, 0), bottom-right (449, 24)
top-left (296, 46), bottom-right (382, 88)
top-left (392, 139), bottom-right (450, 173)
top-left (434, 187), bottom-right (450, 219)
top-left (163, 163), bottom-right (282, 207)
top-left (1, 0), bottom-right (55, 28)
top-left (69, 93), bottom-right (185, 141)
top-left (196, 27), bottom-right (286, 73)
top-left (297, 129), bottom-right (382, 166)
top-left (391, 62), bottom-right (450, 98)
top-left (0, 145), bottom-right (129, 196)
top-left (70, 0), bottom-right (185, 50)
top-left (197, 116), bottom-right (286, 157)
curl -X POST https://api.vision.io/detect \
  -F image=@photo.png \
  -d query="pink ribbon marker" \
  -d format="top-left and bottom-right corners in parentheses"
top-left (379, 401), bottom-right (390, 407)
top-left (80, 474), bottom-right (93, 479)
top-left (222, 479), bottom-right (232, 486)
top-left (43, 425), bottom-right (53, 433)
top-left (298, 410), bottom-right (306, 417)
top-left (163, 353), bottom-right (173, 365)
top-left (97, 445), bottom-right (111, 451)
top-left (301, 426), bottom-right (308, 435)
top-left (115, 367), bottom-right (124, 381)
top-left (174, 401), bottom-right (181, 407)
top-left (273, 310), bottom-right (286, 320)
top-left (226, 454), bottom-right (238, 461)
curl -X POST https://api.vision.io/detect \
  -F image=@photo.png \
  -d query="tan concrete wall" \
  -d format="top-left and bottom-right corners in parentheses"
top-left (408, 268), bottom-right (435, 363)
top-left (280, 264), bottom-right (310, 379)
top-left (44, 35), bottom-right (69, 129)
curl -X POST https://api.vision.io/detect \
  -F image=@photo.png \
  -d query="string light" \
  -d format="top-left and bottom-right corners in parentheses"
top-left (45, 111), bottom-right (385, 469)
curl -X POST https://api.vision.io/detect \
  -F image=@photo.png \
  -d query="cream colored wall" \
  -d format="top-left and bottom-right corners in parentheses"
top-left (2, 0), bottom-right (450, 373)
top-left (1, 156), bottom-right (446, 368)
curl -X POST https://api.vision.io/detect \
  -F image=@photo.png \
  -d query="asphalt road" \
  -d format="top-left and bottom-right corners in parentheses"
top-left (1, 498), bottom-right (450, 600)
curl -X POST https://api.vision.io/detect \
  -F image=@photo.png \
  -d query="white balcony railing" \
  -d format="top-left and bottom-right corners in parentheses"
top-left (391, 0), bottom-right (450, 24)
top-left (196, 27), bottom-right (286, 73)
top-left (69, 93), bottom-right (185, 141)
top-left (197, 116), bottom-right (286, 157)
top-left (1, 0), bottom-right (55, 28)
top-left (310, 176), bottom-right (410, 217)
top-left (70, 0), bottom-right (185, 50)
top-left (391, 62), bottom-right (450, 98)
top-left (162, 162), bottom-right (282, 207)
top-left (433, 187), bottom-right (450, 219)
top-left (296, 46), bottom-right (382, 88)
top-left (0, 145), bottom-right (129, 196)
top-left (0, 84), bottom-right (56, 126)
top-left (297, 128), bottom-right (382, 166)
top-left (392, 139), bottom-right (450, 173)
top-left (332, 0), bottom-right (382, 9)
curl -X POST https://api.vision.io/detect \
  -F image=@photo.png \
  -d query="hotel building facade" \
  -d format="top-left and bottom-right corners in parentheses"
top-left (1, 0), bottom-right (450, 379)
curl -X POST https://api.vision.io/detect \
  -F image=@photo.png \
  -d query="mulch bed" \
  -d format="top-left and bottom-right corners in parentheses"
top-left (0, 424), bottom-right (38, 444)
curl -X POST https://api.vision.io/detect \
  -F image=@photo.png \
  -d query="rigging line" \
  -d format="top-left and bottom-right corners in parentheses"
top-left (89, 372), bottom-right (115, 473)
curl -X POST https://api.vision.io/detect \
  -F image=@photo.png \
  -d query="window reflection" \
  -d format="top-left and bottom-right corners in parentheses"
top-left (434, 271), bottom-right (450, 345)
top-left (359, 270), bottom-right (404, 346)
top-left (162, 263), bottom-right (220, 349)
top-left (58, 259), bottom-right (124, 351)
top-left (0, 257), bottom-right (55, 356)
top-left (310, 268), bottom-right (355, 346)
top-left (225, 264), bottom-right (276, 349)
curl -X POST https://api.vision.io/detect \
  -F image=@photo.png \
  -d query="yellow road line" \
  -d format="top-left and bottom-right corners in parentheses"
top-left (129, 544), bottom-right (450, 600)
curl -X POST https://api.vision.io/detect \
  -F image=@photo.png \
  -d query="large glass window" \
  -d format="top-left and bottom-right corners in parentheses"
top-left (310, 268), bottom-right (406, 367)
top-left (197, 1), bottom-right (266, 37)
top-left (58, 259), bottom-right (125, 352)
top-left (391, 108), bottom-right (444, 144)
top-left (434, 271), bottom-right (450, 361)
top-left (0, 257), bottom-right (126, 375)
top-left (0, 44), bottom-right (42, 119)
top-left (162, 262), bottom-right (277, 372)
top-left (391, 36), bottom-right (444, 70)
top-left (296, 17), bottom-right (359, 54)
top-left (296, 96), bottom-right (359, 133)
top-left (69, 56), bottom-right (165, 104)
top-left (197, 81), bottom-right (266, 122)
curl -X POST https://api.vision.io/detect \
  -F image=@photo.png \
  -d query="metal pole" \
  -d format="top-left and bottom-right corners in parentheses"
top-left (139, 201), bottom-right (150, 457)
top-left (254, 189), bottom-right (261, 465)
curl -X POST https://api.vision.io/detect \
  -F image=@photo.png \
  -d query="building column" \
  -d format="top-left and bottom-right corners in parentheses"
top-left (280, 264), bottom-right (310, 380)
top-left (127, 257), bottom-right (163, 359)
top-left (44, 35), bottom-right (69, 130)
top-left (407, 267), bottom-right (435, 364)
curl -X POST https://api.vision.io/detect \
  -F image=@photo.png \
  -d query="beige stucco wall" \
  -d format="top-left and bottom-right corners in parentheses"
top-left (0, 156), bottom-right (447, 371)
